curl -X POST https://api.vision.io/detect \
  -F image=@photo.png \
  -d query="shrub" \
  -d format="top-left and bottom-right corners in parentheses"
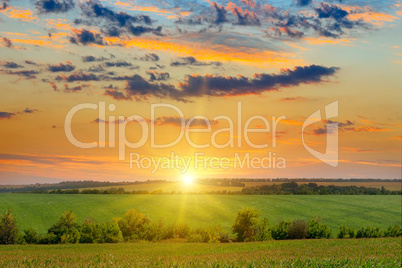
top-left (117, 209), bottom-right (150, 241)
top-left (38, 233), bottom-right (58, 244)
top-left (188, 226), bottom-right (227, 243)
top-left (100, 222), bottom-right (123, 243)
top-left (271, 220), bottom-right (290, 240)
top-left (307, 218), bottom-right (332, 239)
top-left (337, 225), bottom-right (356, 238)
top-left (232, 207), bottom-right (260, 242)
top-left (143, 221), bottom-right (164, 242)
top-left (0, 209), bottom-right (19, 245)
top-left (256, 217), bottom-right (272, 241)
top-left (47, 211), bottom-right (80, 244)
top-left (356, 226), bottom-right (383, 238)
top-left (384, 224), bottom-right (401, 237)
top-left (23, 228), bottom-right (40, 244)
top-left (287, 219), bottom-right (308, 239)
top-left (80, 218), bottom-right (103, 243)
top-left (173, 223), bottom-right (191, 239)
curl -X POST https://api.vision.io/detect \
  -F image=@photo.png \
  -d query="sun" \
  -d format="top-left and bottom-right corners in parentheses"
top-left (182, 174), bottom-right (195, 185)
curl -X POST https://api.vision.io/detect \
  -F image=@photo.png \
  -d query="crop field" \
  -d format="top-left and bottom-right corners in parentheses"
top-left (0, 238), bottom-right (400, 267)
top-left (0, 194), bottom-right (400, 234)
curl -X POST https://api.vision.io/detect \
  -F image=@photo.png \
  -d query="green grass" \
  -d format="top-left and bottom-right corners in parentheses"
top-left (0, 238), bottom-right (400, 267)
top-left (0, 194), bottom-right (400, 234)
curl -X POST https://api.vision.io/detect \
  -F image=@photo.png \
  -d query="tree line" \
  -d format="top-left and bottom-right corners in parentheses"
top-left (0, 208), bottom-right (400, 245)
top-left (24, 182), bottom-right (401, 195)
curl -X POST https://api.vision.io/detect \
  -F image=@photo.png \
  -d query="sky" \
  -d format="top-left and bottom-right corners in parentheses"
top-left (0, 0), bottom-right (401, 184)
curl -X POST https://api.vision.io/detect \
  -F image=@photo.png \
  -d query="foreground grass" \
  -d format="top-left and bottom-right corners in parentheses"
top-left (0, 238), bottom-right (400, 267)
top-left (0, 194), bottom-right (400, 234)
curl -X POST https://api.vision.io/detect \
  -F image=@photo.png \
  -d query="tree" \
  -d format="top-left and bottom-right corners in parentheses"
top-left (48, 211), bottom-right (80, 243)
top-left (287, 219), bottom-right (308, 239)
top-left (0, 209), bottom-right (19, 244)
top-left (117, 209), bottom-right (150, 241)
top-left (232, 207), bottom-right (260, 242)
top-left (23, 228), bottom-right (40, 244)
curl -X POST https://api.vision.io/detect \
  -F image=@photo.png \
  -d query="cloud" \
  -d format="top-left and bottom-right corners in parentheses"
top-left (170, 56), bottom-right (221, 67)
top-left (0, 2), bottom-right (8, 11)
top-left (81, 0), bottom-right (152, 27)
top-left (0, 70), bottom-right (39, 79)
top-left (146, 71), bottom-right (170, 81)
top-left (48, 62), bottom-right (75, 72)
top-left (104, 89), bottom-right (131, 100)
top-left (139, 53), bottom-right (160, 61)
top-left (49, 82), bottom-right (58, 91)
top-left (104, 60), bottom-right (132, 67)
top-left (226, 2), bottom-right (260, 26)
top-left (315, 3), bottom-right (348, 21)
top-left (154, 116), bottom-right (218, 128)
top-left (211, 2), bottom-right (227, 24)
top-left (35, 0), bottom-right (74, 13)
top-left (23, 108), bottom-right (38, 113)
top-left (1, 37), bottom-right (13, 48)
top-left (178, 65), bottom-right (339, 97)
top-left (312, 120), bottom-right (354, 135)
top-left (78, 0), bottom-right (162, 37)
top-left (1, 61), bottom-right (23, 68)
top-left (25, 60), bottom-right (37, 65)
top-left (280, 97), bottom-right (311, 101)
top-left (63, 83), bottom-right (90, 92)
top-left (295, 0), bottom-right (312, 7)
top-left (0, 111), bottom-right (15, 119)
top-left (81, 55), bottom-right (107, 62)
top-left (103, 64), bottom-right (338, 102)
top-left (69, 29), bottom-right (104, 45)
top-left (128, 25), bottom-right (162, 36)
top-left (55, 72), bottom-right (101, 82)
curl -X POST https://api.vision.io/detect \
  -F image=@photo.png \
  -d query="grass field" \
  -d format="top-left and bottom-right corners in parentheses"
top-left (0, 194), bottom-right (400, 234)
top-left (0, 238), bottom-right (400, 267)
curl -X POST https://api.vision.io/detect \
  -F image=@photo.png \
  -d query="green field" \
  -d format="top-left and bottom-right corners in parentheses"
top-left (0, 238), bottom-right (400, 267)
top-left (0, 194), bottom-right (400, 234)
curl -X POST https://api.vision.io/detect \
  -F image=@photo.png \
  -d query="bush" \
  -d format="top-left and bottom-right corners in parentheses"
top-left (38, 233), bottom-right (58, 244)
top-left (256, 217), bottom-right (272, 241)
top-left (356, 226), bottom-right (382, 238)
top-left (80, 218), bottom-right (103, 243)
top-left (143, 221), bottom-right (164, 242)
top-left (173, 223), bottom-right (191, 239)
top-left (188, 226), bottom-right (227, 243)
top-left (23, 228), bottom-right (40, 244)
top-left (100, 222), bottom-right (123, 243)
top-left (337, 225), bottom-right (356, 238)
top-left (384, 224), bottom-right (401, 237)
top-left (0, 209), bottom-right (19, 244)
top-left (117, 209), bottom-right (150, 241)
top-left (232, 207), bottom-right (260, 242)
top-left (307, 218), bottom-right (332, 239)
top-left (48, 211), bottom-right (80, 244)
top-left (287, 219), bottom-right (308, 239)
top-left (271, 220), bottom-right (290, 240)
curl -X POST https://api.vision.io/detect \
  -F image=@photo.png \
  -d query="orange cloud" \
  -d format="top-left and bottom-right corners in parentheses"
top-left (281, 119), bottom-right (303, 126)
top-left (114, 1), bottom-right (190, 18)
top-left (1, 7), bottom-right (37, 21)
top-left (104, 36), bottom-right (302, 67)
top-left (46, 19), bottom-right (72, 31)
top-left (342, 6), bottom-right (399, 26)
top-left (303, 37), bottom-right (354, 45)
top-left (344, 126), bottom-right (393, 132)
